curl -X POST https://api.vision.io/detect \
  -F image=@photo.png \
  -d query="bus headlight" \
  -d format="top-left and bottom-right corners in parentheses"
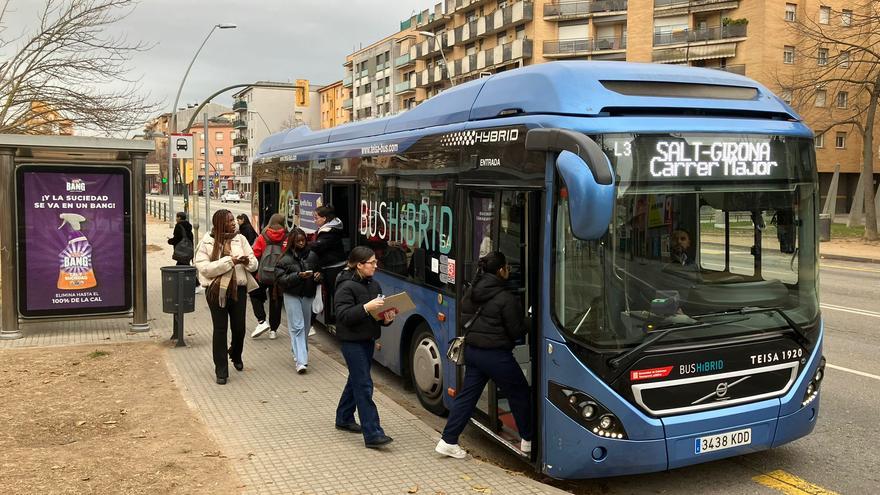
top-left (801, 356), bottom-right (825, 407)
top-left (549, 381), bottom-right (628, 440)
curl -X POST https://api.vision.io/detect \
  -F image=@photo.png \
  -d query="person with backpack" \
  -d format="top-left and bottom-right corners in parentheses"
top-left (275, 228), bottom-right (320, 373)
top-left (310, 205), bottom-right (346, 326)
top-left (434, 251), bottom-right (532, 459)
top-left (168, 211), bottom-right (194, 340)
top-left (250, 213), bottom-right (287, 340)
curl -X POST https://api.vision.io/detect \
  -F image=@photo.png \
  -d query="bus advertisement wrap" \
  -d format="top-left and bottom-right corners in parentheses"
top-left (16, 166), bottom-right (132, 317)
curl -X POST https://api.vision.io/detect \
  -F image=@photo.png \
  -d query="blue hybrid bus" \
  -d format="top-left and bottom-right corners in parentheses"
top-left (251, 62), bottom-right (825, 479)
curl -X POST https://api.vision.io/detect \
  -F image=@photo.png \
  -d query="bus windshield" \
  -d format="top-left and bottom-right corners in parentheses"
top-left (553, 133), bottom-right (819, 351)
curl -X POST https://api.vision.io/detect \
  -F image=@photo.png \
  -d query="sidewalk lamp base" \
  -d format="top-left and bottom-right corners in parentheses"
top-left (130, 322), bottom-right (151, 333)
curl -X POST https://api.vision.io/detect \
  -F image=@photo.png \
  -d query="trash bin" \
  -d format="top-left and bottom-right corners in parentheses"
top-left (818, 213), bottom-right (832, 242)
top-left (160, 266), bottom-right (198, 314)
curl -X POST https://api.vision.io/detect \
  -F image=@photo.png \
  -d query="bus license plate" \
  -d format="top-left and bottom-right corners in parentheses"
top-left (694, 428), bottom-right (751, 454)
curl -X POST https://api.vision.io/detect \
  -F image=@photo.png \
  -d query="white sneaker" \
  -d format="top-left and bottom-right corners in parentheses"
top-left (268, 330), bottom-right (277, 340)
top-left (520, 439), bottom-right (532, 454)
top-left (296, 364), bottom-right (308, 374)
top-left (435, 439), bottom-right (467, 459)
top-left (251, 321), bottom-right (270, 338)
top-left (308, 326), bottom-right (316, 337)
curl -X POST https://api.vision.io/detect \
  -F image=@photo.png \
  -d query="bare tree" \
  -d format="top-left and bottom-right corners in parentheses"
top-left (778, 1), bottom-right (879, 240)
top-left (0, 0), bottom-right (158, 136)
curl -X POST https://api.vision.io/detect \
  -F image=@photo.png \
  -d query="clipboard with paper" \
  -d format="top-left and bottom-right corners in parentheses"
top-left (369, 292), bottom-right (416, 321)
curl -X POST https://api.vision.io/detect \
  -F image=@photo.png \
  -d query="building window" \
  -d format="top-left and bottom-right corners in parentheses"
top-left (785, 3), bottom-right (797, 21)
top-left (497, 32), bottom-right (506, 45)
top-left (230, 132), bottom-right (235, 139)
top-left (818, 48), bottom-right (828, 65)
top-left (199, 147), bottom-right (205, 155)
top-left (819, 6), bottom-right (830, 24)
top-left (784, 45), bottom-right (795, 64)
top-left (516, 25), bottom-right (526, 40)
top-left (215, 147), bottom-right (224, 155)
top-left (781, 89), bottom-right (793, 103)
top-left (465, 10), bottom-right (477, 22)
top-left (815, 133), bottom-right (824, 148)
top-left (836, 91), bottom-right (848, 108)
top-left (839, 50), bottom-right (850, 67)
top-left (841, 9), bottom-right (852, 26)
top-left (835, 131), bottom-right (846, 149)
top-left (215, 131), bottom-right (223, 140)
top-left (217, 163), bottom-right (224, 171)
top-left (814, 89), bottom-right (826, 107)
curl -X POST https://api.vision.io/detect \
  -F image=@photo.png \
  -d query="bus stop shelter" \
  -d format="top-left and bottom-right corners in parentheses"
top-left (0, 135), bottom-right (153, 339)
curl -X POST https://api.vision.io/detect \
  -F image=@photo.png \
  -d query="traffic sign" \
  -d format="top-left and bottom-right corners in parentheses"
top-left (170, 133), bottom-right (194, 159)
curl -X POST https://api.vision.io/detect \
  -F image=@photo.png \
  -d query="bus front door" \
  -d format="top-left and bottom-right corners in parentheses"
top-left (258, 181), bottom-right (279, 229)
top-left (323, 181), bottom-right (358, 252)
top-left (455, 188), bottom-right (541, 458)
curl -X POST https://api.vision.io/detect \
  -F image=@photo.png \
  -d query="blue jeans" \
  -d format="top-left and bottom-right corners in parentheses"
top-left (283, 293), bottom-right (313, 366)
top-left (336, 340), bottom-right (385, 442)
top-left (441, 345), bottom-right (532, 445)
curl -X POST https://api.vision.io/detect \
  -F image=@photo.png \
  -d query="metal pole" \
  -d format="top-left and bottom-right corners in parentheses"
top-left (0, 147), bottom-right (22, 339)
top-left (205, 112), bottom-right (211, 228)
top-left (130, 151), bottom-right (150, 332)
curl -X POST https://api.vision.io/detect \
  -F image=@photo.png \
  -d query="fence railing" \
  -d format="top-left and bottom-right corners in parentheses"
top-left (146, 198), bottom-right (169, 222)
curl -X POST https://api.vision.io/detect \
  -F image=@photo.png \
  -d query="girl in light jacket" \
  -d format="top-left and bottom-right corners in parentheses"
top-left (194, 209), bottom-right (258, 385)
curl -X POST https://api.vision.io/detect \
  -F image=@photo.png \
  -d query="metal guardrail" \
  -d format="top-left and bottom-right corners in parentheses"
top-left (543, 0), bottom-right (627, 17)
top-left (146, 198), bottom-right (169, 222)
top-left (653, 24), bottom-right (747, 46)
top-left (543, 36), bottom-right (626, 55)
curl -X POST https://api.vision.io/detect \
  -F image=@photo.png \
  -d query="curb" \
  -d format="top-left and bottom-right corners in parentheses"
top-left (820, 253), bottom-right (880, 264)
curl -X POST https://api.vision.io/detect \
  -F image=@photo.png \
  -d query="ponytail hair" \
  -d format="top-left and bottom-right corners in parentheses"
top-left (478, 251), bottom-right (507, 276)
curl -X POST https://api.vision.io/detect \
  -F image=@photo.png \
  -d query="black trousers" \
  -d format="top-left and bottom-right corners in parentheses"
top-left (321, 266), bottom-right (344, 325)
top-left (249, 283), bottom-right (282, 330)
top-left (207, 286), bottom-right (248, 379)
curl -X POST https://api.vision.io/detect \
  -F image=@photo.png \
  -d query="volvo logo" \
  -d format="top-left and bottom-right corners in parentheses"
top-left (692, 375), bottom-right (752, 405)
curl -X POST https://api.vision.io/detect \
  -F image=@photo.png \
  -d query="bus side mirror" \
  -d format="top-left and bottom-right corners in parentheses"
top-left (525, 129), bottom-right (614, 240)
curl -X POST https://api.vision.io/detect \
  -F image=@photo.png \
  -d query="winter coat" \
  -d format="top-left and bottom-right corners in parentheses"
top-left (168, 221), bottom-right (193, 246)
top-left (252, 227), bottom-right (287, 259)
top-left (193, 233), bottom-right (259, 290)
top-left (239, 222), bottom-right (258, 246)
top-left (275, 247), bottom-right (320, 298)
top-left (310, 218), bottom-right (346, 270)
top-left (334, 268), bottom-right (390, 342)
top-left (460, 273), bottom-right (527, 350)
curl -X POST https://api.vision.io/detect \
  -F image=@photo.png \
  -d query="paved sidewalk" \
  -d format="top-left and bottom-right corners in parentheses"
top-left (3, 219), bottom-right (568, 495)
top-left (820, 238), bottom-right (880, 263)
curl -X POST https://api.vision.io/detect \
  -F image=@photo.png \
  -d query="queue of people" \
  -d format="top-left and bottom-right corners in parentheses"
top-left (178, 206), bottom-right (533, 455)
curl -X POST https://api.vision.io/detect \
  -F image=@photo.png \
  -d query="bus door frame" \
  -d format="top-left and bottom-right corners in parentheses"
top-left (257, 181), bottom-right (280, 229)
top-left (322, 179), bottom-right (359, 253)
top-left (454, 184), bottom-right (543, 461)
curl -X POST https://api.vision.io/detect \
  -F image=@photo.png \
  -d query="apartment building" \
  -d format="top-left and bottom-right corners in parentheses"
top-left (231, 80), bottom-right (322, 196)
top-left (343, 0), bottom-right (878, 213)
top-left (183, 117), bottom-right (236, 195)
top-left (318, 80), bottom-right (351, 129)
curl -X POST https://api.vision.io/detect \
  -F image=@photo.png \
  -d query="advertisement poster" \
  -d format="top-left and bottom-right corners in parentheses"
top-left (298, 192), bottom-right (323, 233)
top-left (17, 166), bottom-right (131, 317)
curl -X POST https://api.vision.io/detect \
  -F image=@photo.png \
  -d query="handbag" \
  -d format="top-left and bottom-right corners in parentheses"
top-left (172, 237), bottom-right (193, 262)
top-left (312, 285), bottom-right (324, 314)
top-left (446, 306), bottom-right (483, 366)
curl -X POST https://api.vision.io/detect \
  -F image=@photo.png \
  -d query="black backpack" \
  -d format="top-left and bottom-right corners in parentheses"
top-left (256, 233), bottom-right (283, 284)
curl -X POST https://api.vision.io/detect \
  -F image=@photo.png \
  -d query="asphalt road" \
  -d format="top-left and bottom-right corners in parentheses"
top-left (151, 195), bottom-right (878, 494)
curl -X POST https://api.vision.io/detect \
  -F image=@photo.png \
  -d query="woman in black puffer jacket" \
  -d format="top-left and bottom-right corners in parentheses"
top-left (275, 228), bottom-right (320, 374)
top-left (333, 246), bottom-right (396, 449)
top-left (435, 251), bottom-right (532, 460)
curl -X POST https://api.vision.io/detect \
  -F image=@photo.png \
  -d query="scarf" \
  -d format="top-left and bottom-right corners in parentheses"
top-left (207, 233), bottom-right (239, 308)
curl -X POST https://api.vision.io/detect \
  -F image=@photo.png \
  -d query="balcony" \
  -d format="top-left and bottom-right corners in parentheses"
top-left (233, 154), bottom-right (247, 163)
top-left (417, 65), bottom-right (447, 87)
top-left (413, 31), bottom-right (453, 60)
top-left (653, 24), bottom-right (747, 46)
top-left (343, 76), bottom-right (353, 87)
top-left (709, 64), bottom-right (746, 75)
top-left (232, 119), bottom-right (247, 129)
top-left (544, 0), bottom-right (627, 20)
top-left (232, 100), bottom-right (247, 111)
top-left (233, 137), bottom-right (248, 147)
top-left (395, 53), bottom-right (413, 67)
top-left (395, 80), bottom-right (415, 93)
top-left (654, 0), bottom-right (740, 17)
top-left (543, 36), bottom-right (626, 57)
top-left (342, 98), bottom-right (353, 109)
top-left (451, 38), bottom-right (533, 78)
top-left (449, 0), bottom-right (491, 13)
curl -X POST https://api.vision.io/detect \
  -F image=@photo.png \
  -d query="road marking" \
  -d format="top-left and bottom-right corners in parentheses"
top-left (820, 303), bottom-right (880, 319)
top-left (820, 263), bottom-right (880, 274)
top-left (752, 470), bottom-right (839, 495)
top-left (826, 364), bottom-right (880, 381)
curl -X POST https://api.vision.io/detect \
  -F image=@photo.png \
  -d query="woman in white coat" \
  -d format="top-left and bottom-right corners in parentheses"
top-left (194, 209), bottom-right (258, 384)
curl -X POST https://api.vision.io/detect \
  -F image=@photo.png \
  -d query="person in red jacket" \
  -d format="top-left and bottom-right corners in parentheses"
top-left (250, 213), bottom-right (287, 339)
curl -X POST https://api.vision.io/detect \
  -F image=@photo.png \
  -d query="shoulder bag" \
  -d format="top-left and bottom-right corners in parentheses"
top-left (446, 306), bottom-right (483, 366)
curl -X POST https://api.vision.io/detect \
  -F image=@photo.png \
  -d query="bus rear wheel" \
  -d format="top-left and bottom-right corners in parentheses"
top-left (409, 326), bottom-right (448, 416)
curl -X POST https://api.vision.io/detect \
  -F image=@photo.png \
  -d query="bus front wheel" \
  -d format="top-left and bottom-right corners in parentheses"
top-left (409, 326), bottom-right (448, 416)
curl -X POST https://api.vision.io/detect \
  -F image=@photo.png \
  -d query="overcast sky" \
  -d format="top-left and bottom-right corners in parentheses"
top-left (6, 0), bottom-right (434, 125)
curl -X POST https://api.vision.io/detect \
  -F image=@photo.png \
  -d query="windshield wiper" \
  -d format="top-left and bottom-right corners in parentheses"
top-left (701, 306), bottom-right (810, 345)
top-left (607, 316), bottom-right (749, 372)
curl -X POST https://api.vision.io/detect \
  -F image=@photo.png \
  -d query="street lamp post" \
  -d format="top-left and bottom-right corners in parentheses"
top-left (166, 22), bottom-right (237, 226)
top-left (417, 31), bottom-right (454, 87)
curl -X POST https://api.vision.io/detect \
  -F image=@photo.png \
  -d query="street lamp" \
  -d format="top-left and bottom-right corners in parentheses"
top-left (417, 31), bottom-right (454, 87)
top-left (167, 22), bottom-right (237, 225)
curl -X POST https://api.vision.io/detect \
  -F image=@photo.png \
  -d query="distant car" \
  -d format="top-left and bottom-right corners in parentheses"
top-left (149, 186), bottom-right (160, 195)
top-left (220, 190), bottom-right (241, 203)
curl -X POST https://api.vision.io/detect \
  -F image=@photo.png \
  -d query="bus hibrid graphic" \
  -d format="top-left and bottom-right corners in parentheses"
top-left (359, 199), bottom-right (453, 255)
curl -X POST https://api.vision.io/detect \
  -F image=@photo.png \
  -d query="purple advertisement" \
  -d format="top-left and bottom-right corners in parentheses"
top-left (17, 166), bottom-right (131, 317)
top-left (298, 192), bottom-right (323, 233)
